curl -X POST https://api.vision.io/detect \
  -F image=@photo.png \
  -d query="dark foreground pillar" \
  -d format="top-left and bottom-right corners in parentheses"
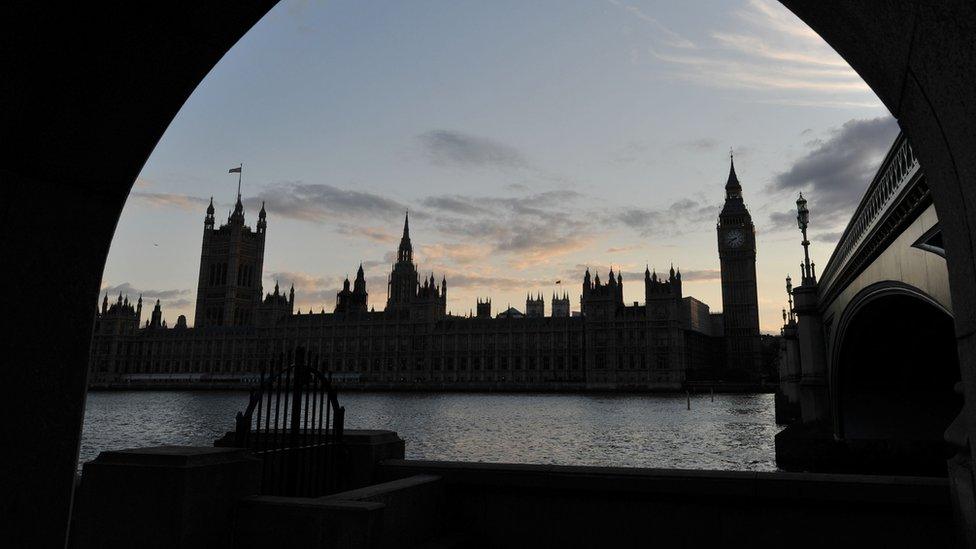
top-left (74, 447), bottom-right (260, 549)
top-left (2, 5), bottom-right (278, 547)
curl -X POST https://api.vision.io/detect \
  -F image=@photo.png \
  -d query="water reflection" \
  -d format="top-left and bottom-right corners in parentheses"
top-left (81, 391), bottom-right (781, 471)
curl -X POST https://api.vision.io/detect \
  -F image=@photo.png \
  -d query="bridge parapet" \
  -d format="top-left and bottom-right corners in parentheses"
top-left (818, 133), bottom-right (926, 304)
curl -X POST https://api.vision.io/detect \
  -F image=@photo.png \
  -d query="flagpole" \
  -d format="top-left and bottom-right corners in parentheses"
top-left (237, 163), bottom-right (243, 199)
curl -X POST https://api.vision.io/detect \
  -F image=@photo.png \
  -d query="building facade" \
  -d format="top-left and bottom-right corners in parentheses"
top-left (91, 163), bottom-right (763, 390)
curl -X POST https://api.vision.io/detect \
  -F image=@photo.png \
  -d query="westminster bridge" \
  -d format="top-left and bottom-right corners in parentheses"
top-left (775, 132), bottom-right (963, 480)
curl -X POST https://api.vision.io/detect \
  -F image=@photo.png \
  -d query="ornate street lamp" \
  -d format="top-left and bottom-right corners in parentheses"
top-left (796, 193), bottom-right (814, 283)
top-left (785, 274), bottom-right (794, 321)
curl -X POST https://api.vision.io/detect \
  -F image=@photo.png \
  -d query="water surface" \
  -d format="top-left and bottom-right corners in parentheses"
top-left (81, 391), bottom-right (780, 471)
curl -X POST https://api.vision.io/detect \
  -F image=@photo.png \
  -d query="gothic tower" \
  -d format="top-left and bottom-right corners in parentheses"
top-left (476, 297), bottom-right (492, 318)
top-left (526, 293), bottom-right (544, 318)
top-left (716, 154), bottom-right (762, 375)
top-left (384, 212), bottom-right (447, 319)
top-left (551, 292), bottom-right (570, 317)
top-left (387, 212), bottom-right (419, 311)
top-left (336, 263), bottom-right (368, 313)
top-left (193, 194), bottom-right (266, 327)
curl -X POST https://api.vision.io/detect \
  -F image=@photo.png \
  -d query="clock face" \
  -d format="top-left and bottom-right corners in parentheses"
top-left (725, 229), bottom-right (745, 248)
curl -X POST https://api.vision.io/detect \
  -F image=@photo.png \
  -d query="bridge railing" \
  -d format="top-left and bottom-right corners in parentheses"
top-left (817, 132), bottom-right (921, 295)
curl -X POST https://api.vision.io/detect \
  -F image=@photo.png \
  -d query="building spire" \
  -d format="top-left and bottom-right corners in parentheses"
top-left (726, 148), bottom-right (742, 197)
top-left (397, 211), bottom-right (413, 263)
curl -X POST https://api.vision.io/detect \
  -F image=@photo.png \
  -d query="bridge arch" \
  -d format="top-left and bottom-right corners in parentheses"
top-left (830, 281), bottom-right (960, 473)
top-left (6, 1), bottom-right (976, 544)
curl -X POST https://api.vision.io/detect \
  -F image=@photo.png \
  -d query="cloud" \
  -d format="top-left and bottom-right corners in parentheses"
top-left (710, 31), bottom-right (847, 68)
top-left (419, 190), bottom-right (593, 267)
top-left (675, 138), bottom-right (719, 152)
top-left (677, 269), bottom-right (722, 282)
top-left (417, 242), bottom-right (490, 266)
top-left (613, 197), bottom-right (720, 237)
top-left (768, 209), bottom-right (798, 231)
top-left (248, 182), bottom-right (410, 224)
top-left (130, 192), bottom-right (209, 211)
top-left (814, 231), bottom-right (844, 243)
top-left (418, 130), bottom-right (529, 169)
top-left (767, 116), bottom-right (899, 229)
top-left (605, 0), bottom-right (695, 49)
top-left (606, 245), bottom-right (640, 253)
top-left (645, 0), bottom-right (881, 105)
top-left (336, 224), bottom-right (397, 244)
top-left (651, 48), bottom-right (868, 93)
top-left (420, 196), bottom-right (483, 216)
top-left (753, 98), bottom-right (886, 109)
top-left (99, 282), bottom-right (193, 309)
top-left (266, 271), bottom-right (343, 311)
top-left (439, 271), bottom-right (556, 292)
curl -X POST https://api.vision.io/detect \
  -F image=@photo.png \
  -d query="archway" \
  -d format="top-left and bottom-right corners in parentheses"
top-left (4, 2), bottom-right (976, 546)
top-left (834, 287), bottom-right (960, 474)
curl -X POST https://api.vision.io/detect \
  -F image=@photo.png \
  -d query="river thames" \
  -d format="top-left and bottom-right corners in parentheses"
top-left (80, 391), bottom-right (780, 471)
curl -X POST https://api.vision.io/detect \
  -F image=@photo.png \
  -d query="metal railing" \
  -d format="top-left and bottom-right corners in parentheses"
top-left (818, 132), bottom-right (920, 294)
top-left (234, 346), bottom-right (345, 497)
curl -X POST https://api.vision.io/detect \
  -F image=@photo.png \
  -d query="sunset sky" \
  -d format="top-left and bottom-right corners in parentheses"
top-left (102, 0), bottom-right (900, 333)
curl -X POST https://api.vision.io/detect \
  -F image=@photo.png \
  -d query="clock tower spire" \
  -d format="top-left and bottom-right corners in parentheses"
top-left (717, 152), bottom-right (762, 377)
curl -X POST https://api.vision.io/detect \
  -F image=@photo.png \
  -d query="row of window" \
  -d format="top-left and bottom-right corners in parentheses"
top-left (102, 349), bottom-right (679, 376)
top-left (206, 262), bottom-right (257, 288)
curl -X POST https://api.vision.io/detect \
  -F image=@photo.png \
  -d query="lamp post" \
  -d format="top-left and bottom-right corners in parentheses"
top-left (786, 275), bottom-right (794, 322)
top-left (796, 193), bottom-right (814, 283)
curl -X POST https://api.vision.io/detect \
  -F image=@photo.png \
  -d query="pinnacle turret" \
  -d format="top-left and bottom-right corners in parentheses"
top-left (397, 212), bottom-right (413, 263)
top-left (725, 150), bottom-right (742, 198)
top-left (257, 200), bottom-right (267, 232)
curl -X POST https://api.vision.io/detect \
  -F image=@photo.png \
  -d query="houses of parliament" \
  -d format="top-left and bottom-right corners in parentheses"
top-left (89, 160), bottom-right (764, 390)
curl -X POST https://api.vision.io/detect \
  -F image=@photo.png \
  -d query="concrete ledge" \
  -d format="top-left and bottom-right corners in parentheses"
top-left (93, 445), bottom-right (253, 467)
top-left (75, 446), bottom-right (260, 549)
top-left (378, 459), bottom-right (947, 505)
top-left (234, 475), bottom-right (445, 549)
top-left (322, 474), bottom-right (445, 547)
top-left (376, 459), bottom-right (951, 548)
top-left (234, 495), bottom-right (383, 549)
top-left (241, 494), bottom-right (384, 512)
top-left (321, 473), bottom-right (442, 501)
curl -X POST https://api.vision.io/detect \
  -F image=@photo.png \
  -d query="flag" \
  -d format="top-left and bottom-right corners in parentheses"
top-left (229, 166), bottom-right (241, 173)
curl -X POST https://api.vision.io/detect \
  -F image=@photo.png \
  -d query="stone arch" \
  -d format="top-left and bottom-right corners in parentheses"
top-left (5, 1), bottom-right (976, 545)
top-left (829, 282), bottom-right (960, 474)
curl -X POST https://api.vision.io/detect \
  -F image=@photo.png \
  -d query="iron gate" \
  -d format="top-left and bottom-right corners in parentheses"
top-left (234, 346), bottom-right (345, 496)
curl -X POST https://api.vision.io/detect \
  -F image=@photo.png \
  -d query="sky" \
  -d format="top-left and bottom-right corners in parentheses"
top-left (101, 0), bottom-right (900, 333)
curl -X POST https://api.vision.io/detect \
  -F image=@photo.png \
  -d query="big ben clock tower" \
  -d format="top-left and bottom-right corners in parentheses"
top-left (717, 153), bottom-right (762, 376)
